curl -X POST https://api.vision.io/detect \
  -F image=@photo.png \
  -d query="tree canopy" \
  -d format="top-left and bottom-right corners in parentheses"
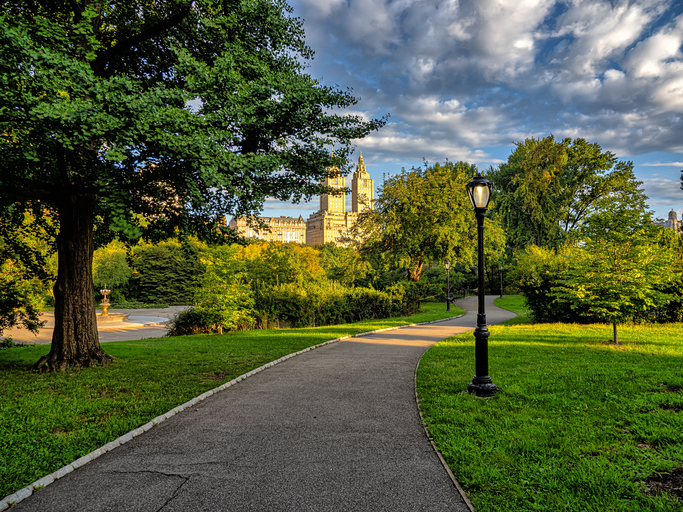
top-left (0, 0), bottom-right (384, 370)
top-left (554, 206), bottom-right (673, 344)
top-left (352, 161), bottom-right (505, 281)
top-left (490, 136), bottom-right (647, 250)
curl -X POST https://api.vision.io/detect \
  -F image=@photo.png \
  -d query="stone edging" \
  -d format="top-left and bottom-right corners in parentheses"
top-left (0, 313), bottom-right (463, 510)
top-left (414, 355), bottom-right (477, 512)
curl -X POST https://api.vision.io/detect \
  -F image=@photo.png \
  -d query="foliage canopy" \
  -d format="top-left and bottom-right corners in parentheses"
top-left (0, 0), bottom-right (384, 370)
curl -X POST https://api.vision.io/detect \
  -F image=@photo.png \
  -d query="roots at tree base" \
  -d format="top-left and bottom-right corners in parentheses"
top-left (31, 350), bottom-right (115, 373)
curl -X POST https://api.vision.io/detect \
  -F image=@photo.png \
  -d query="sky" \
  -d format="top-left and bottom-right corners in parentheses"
top-left (263, 0), bottom-right (683, 222)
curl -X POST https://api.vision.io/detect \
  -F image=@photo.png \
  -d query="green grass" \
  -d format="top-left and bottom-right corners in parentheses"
top-left (494, 294), bottom-right (533, 325)
top-left (417, 321), bottom-right (683, 511)
top-left (0, 302), bottom-right (463, 498)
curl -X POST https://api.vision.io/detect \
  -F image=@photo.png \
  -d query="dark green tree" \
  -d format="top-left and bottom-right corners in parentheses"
top-left (0, 0), bottom-right (384, 371)
top-left (490, 136), bottom-right (647, 250)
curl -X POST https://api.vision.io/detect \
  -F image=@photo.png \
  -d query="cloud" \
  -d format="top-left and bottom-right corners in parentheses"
top-left (287, 0), bottom-right (683, 220)
top-left (640, 177), bottom-right (683, 208)
top-left (642, 162), bottom-right (683, 167)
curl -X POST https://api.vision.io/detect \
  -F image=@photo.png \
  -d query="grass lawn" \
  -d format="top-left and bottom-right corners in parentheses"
top-left (494, 294), bottom-right (533, 325)
top-left (417, 300), bottom-right (683, 511)
top-left (0, 302), bottom-right (462, 499)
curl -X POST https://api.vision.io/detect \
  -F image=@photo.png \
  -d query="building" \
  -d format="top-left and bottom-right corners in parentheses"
top-left (305, 153), bottom-right (374, 246)
top-left (229, 215), bottom-right (306, 243)
top-left (228, 153), bottom-right (375, 246)
top-left (656, 209), bottom-right (681, 232)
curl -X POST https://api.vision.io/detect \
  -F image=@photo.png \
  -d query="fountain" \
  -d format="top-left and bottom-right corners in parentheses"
top-left (97, 285), bottom-right (129, 324)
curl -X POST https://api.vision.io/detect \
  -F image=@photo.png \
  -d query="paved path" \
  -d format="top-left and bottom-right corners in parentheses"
top-left (11, 296), bottom-right (515, 512)
top-left (2, 307), bottom-right (187, 344)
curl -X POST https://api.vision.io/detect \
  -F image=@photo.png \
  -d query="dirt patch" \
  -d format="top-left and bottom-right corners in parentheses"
top-left (205, 370), bottom-right (228, 381)
top-left (646, 467), bottom-right (683, 501)
top-left (659, 405), bottom-right (682, 413)
top-left (655, 384), bottom-right (682, 394)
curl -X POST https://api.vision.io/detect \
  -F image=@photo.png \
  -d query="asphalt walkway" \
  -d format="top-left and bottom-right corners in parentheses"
top-left (10, 296), bottom-right (515, 512)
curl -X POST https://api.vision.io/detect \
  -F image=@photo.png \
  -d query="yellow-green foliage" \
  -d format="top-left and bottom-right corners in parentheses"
top-left (92, 240), bottom-right (132, 289)
top-left (238, 242), bottom-right (326, 286)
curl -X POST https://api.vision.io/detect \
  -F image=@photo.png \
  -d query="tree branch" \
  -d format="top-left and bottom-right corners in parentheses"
top-left (0, 176), bottom-right (61, 202)
top-left (91, 2), bottom-right (193, 76)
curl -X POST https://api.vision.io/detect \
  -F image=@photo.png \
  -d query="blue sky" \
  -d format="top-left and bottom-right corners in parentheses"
top-left (263, 0), bottom-right (683, 221)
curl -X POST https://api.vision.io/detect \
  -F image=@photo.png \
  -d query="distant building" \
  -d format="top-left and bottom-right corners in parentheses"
top-left (229, 215), bottom-right (306, 244)
top-left (305, 153), bottom-right (374, 246)
top-left (656, 209), bottom-right (681, 232)
top-left (228, 153), bottom-right (375, 246)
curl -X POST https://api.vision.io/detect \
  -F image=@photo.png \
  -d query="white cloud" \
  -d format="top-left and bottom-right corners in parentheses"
top-left (643, 162), bottom-right (683, 167)
top-left (640, 176), bottom-right (683, 205)
top-left (298, 0), bottom-right (345, 16)
top-left (289, 0), bottom-right (683, 184)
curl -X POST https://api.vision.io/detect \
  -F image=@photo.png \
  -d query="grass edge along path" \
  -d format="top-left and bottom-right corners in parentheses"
top-left (417, 318), bottom-right (683, 511)
top-left (0, 302), bottom-right (463, 502)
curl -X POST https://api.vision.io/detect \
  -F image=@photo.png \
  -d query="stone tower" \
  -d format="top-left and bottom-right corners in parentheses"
top-left (352, 153), bottom-right (374, 213)
top-left (667, 209), bottom-right (681, 232)
top-left (320, 153), bottom-right (346, 214)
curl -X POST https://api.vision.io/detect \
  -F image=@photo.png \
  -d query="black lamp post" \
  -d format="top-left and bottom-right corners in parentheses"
top-left (499, 264), bottom-right (504, 299)
top-left (444, 259), bottom-right (451, 312)
top-left (465, 175), bottom-right (497, 397)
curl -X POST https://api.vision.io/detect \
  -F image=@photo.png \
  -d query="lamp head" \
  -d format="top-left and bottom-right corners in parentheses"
top-left (444, 259), bottom-right (451, 270)
top-left (465, 175), bottom-right (492, 210)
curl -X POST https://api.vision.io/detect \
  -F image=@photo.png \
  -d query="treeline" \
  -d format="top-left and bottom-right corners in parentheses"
top-left (91, 239), bottom-right (460, 335)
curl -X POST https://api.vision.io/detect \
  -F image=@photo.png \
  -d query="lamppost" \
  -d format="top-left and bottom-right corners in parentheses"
top-left (499, 264), bottom-right (504, 299)
top-left (444, 259), bottom-right (451, 312)
top-left (465, 175), bottom-right (497, 397)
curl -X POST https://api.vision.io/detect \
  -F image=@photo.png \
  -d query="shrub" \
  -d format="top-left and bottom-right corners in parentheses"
top-left (166, 308), bottom-right (225, 336)
top-left (511, 245), bottom-right (595, 323)
top-left (253, 280), bottom-right (425, 329)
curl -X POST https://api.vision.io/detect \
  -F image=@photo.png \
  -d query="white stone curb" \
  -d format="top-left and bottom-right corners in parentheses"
top-left (1, 312), bottom-right (462, 509)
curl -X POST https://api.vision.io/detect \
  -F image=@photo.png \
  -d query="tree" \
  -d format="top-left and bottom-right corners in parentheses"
top-left (0, 206), bottom-right (55, 337)
top-left (554, 206), bottom-right (673, 344)
top-left (128, 239), bottom-right (204, 305)
top-left (192, 244), bottom-right (254, 334)
top-left (353, 161), bottom-right (505, 281)
top-left (240, 242), bottom-right (326, 287)
top-left (0, 0), bottom-right (384, 371)
top-left (491, 136), bottom-right (647, 250)
top-left (92, 240), bottom-right (132, 302)
top-left (318, 243), bottom-right (369, 287)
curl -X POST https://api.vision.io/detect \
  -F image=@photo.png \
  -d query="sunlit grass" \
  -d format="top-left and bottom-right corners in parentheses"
top-left (494, 294), bottom-right (533, 325)
top-left (0, 302), bottom-right (463, 498)
top-left (417, 322), bottom-right (683, 511)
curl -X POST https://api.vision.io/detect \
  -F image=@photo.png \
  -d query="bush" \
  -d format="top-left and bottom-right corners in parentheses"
top-left (166, 308), bottom-right (225, 336)
top-left (511, 245), bottom-right (596, 323)
top-left (252, 280), bottom-right (427, 329)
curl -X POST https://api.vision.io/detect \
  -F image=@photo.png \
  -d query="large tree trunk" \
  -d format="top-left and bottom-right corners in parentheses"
top-left (32, 193), bottom-right (114, 372)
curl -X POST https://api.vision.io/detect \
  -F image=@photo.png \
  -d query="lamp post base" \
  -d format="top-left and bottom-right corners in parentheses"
top-left (467, 376), bottom-right (497, 397)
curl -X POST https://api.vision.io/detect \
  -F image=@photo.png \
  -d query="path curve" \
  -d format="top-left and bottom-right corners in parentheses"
top-left (11, 296), bottom-right (515, 512)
